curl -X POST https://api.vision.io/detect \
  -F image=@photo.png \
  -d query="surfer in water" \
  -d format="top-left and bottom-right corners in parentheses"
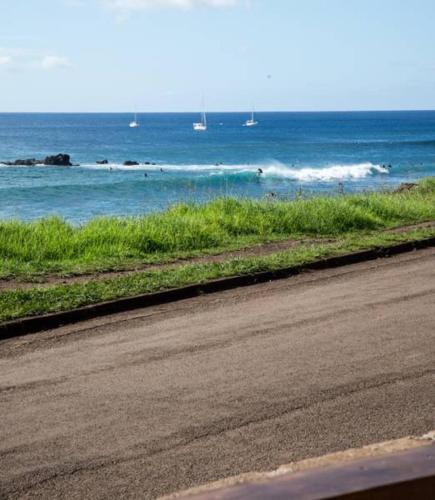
top-left (257, 168), bottom-right (263, 176)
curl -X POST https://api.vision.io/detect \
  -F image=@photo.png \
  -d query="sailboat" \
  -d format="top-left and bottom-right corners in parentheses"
top-left (193, 110), bottom-right (207, 131)
top-left (244, 108), bottom-right (258, 127)
top-left (193, 99), bottom-right (207, 131)
top-left (129, 113), bottom-right (139, 128)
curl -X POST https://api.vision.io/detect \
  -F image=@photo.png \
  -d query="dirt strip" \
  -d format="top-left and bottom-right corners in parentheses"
top-left (0, 237), bottom-right (312, 292)
top-left (1, 221), bottom-right (434, 292)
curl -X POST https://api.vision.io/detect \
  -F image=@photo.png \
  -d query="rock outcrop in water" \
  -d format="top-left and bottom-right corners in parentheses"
top-left (1, 154), bottom-right (72, 167)
top-left (43, 154), bottom-right (72, 166)
top-left (123, 160), bottom-right (139, 166)
top-left (96, 159), bottom-right (109, 165)
top-left (1, 158), bottom-right (39, 166)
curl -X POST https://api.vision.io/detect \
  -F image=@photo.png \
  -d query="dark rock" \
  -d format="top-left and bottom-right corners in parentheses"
top-left (96, 159), bottom-right (109, 165)
top-left (43, 154), bottom-right (72, 166)
top-left (394, 182), bottom-right (417, 193)
top-left (143, 161), bottom-right (151, 165)
top-left (1, 158), bottom-right (40, 166)
top-left (123, 160), bottom-right (139, 166)
top-left (15, 158), bottom-right (40, 166)
top-left (1, 155), bottom-right (72, 166)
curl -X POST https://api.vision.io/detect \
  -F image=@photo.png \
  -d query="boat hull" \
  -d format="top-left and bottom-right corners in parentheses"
top-left (193, 123), bottom-right (207, 131)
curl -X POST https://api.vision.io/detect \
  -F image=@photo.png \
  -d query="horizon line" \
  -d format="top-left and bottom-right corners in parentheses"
top-left (1, 109), bottom-right (435, 114)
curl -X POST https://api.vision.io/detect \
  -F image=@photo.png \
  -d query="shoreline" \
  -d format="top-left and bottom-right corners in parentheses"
top-left (0, 158), bottom-right (416, 222)
top-left (1, 179), bottom-right (434, 280)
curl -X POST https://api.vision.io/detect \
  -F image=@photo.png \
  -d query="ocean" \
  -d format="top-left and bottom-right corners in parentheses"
top-left (0, 111), bottom-right (434, 223)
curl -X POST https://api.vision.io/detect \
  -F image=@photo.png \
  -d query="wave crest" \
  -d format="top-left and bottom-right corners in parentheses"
top-left (79, 161), bottom-right (389, 181)
top-left (260, 162), bottom-right (389, 181)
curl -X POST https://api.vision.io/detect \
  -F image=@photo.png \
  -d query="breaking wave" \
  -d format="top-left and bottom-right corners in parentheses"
top-left (78, 161), bottom-right (389, 181)
top-left (256, 162), bottom-right (389, 181)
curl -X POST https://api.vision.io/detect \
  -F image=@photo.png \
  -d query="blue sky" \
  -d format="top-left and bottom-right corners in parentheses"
top-left (1, 0), bottom-right (434, 112)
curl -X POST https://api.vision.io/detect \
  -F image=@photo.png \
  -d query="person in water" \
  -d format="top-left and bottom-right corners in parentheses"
top-left (257, 168), bottom-right (263, 175)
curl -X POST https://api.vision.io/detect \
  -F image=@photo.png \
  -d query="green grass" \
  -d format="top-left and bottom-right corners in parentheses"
top-left (0, 227), bottom-right (434, 323)
top-left (0, 178), bottom-right (434, 280)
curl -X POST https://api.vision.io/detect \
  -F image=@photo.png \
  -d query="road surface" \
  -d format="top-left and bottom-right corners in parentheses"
top-left (1, 248), bottom-right (434, 499)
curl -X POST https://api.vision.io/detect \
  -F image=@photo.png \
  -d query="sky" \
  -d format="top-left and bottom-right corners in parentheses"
top-left (0, 0), bottom-right (435, 112)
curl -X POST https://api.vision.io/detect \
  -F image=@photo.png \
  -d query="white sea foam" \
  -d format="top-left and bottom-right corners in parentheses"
top-left (259, 162), bottom-right (389, 181)
top-left (78, 161), bottom-right (389, 181)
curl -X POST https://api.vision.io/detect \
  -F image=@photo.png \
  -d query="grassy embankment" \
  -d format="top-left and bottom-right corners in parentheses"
top-left (1, 178), bottom-right (435, 281)
top-left (0, 178), bottom-right (434, 322)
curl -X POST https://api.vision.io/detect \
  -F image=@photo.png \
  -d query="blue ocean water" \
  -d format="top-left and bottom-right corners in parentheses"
top-left (0, 111), bottom-right (434, 223)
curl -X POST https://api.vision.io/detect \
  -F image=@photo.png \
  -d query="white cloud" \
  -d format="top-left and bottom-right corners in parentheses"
top-left (102, 0), bottom-right (240, 11)
top-left (0, 55), bottom-right (12, 65)
top-left (0, 48), bottom-right (72, 71)
top-left (40, 55), bottom-right (71, 70)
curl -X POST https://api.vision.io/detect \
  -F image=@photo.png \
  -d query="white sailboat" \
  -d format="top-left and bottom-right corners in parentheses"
top-left (129, 113), bottom-right (139, 128)
top-left (193, 110), bottom-right (207, 131)
top-left (244, 108), bottom-right (258, 127)
top-left (193, 99), bottom-right (207, 131)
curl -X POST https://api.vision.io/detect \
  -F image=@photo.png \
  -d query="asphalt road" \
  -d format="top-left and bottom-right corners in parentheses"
top-left (1, 248), bottom-right (434, 499)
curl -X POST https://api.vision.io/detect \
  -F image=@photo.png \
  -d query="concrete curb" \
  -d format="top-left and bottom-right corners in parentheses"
top-left (1, 236), bottom-right (434, 341)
